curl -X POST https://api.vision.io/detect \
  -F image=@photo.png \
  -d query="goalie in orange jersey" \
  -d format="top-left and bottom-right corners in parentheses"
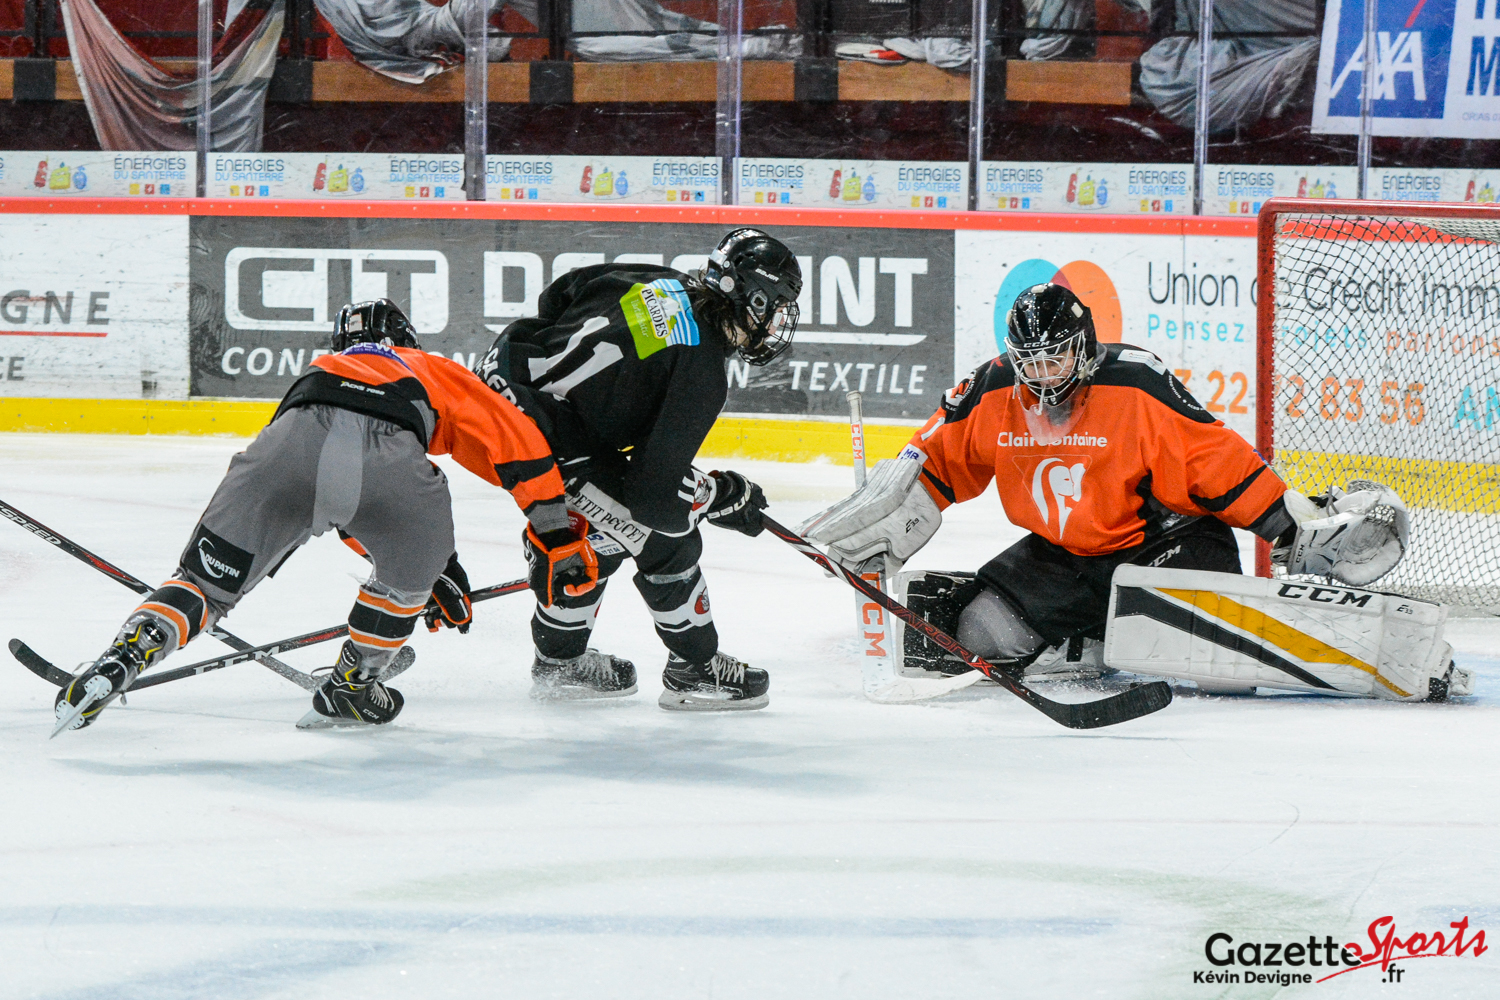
top-left (798, 283), bottom-right (1456, 700)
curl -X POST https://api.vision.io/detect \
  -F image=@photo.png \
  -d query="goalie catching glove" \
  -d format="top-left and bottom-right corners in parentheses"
top-left (1274, 480), bottom-right (1409, 587)
top-left (796, 445), bottom-right (942, 572)
top-left (424, 551), bottom-right (473, 633)
top-left (524, 507), bottom-right (600, 606)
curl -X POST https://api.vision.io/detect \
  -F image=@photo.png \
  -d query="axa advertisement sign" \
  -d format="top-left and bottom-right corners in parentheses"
top-left (187, 217), bottom-right (953, 420)
top-left (954, 230), bottom-right (1259, 440)
top-left (1313, 0), bottom-right (1500, 137)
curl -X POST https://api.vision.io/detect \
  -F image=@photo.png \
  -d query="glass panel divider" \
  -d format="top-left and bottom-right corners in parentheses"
top-left (968, 0), bottom-right (988, 212)
top-left (1357, 0), bottom-right (1375, 196)
top-left (195, 0), bottom-right (212, 196)
top-left (715, 0), bottom-right (744, 205)
top-left (464, 0), bottom-right (488, 201)
top-left (1192, 0), bottom-right (1214, 215)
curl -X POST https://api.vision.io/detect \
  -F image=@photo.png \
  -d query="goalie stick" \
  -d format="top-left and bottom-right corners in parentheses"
top-left (11, 579), bottom-right (528, 693)
top-left (842, 394), bottom-right (983, 704)
top-left (763, 515), bottom-right (1174, 729)
top-left (0, 497), bottom-right (319, 691)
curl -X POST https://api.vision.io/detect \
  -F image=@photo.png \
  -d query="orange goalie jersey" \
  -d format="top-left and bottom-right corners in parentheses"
top-left (911, 344), bottom-right (1289, 556)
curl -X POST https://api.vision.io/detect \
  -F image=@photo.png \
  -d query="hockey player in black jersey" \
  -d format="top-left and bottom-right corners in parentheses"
top-left (476, 228), bottom-right (800, 710)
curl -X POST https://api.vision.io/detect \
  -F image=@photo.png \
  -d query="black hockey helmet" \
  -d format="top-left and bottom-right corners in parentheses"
top-left (1004, 283), bottom-right (1101, 406)
top-left (704, 228), bottom-right (802, 366)
top-left (332, 298), bottom-right (420, 353)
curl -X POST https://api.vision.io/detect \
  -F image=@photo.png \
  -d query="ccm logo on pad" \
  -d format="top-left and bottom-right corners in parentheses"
top-left (1276, 583), bottom-right (1373, 608)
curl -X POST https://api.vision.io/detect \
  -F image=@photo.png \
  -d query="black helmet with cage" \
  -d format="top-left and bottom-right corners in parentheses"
top-left (701, 228), bottom-right (802, 366)
top-left (332, 298), bottom-right (421, 353)
top-left (1003, 283), bottom-right (1102, 408)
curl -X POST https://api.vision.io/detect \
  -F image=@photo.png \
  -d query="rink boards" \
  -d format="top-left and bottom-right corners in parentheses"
top-left (0, 197), bottom-right (1266, 457)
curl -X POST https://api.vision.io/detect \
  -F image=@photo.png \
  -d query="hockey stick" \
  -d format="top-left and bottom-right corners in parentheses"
top-left (11, 579), bottom-right (529, 693)
top-left (763, 516), bottom-right (1173, 729)
top-left (840, 394), bottom-right (975, 703)
top-left (0, 497), bottom-right (329, 690)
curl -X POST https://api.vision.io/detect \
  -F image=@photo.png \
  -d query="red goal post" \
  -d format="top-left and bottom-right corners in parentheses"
top-left (1255, 198), bottom-right (1500, 612)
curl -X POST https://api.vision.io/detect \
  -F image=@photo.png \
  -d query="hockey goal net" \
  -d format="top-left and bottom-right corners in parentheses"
top-left (1257, 199), bottom-right (1500, 613)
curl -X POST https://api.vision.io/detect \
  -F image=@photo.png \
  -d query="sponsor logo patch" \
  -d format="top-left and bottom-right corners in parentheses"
top-left (621, 278), bottom-right (701, 360)
top-left (186, 526), bottom-right (254, 594)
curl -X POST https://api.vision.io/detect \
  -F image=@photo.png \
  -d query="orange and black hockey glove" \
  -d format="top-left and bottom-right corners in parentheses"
top-left (424, 551), bottom-right (473, 633)
top-left (523, 510), bottom-right (600, 606)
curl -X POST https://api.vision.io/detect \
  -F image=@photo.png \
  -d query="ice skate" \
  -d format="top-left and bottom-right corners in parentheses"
top-left (659, 651), bottom-right (768, 711)
top-left (53, 614), bottom-right (172, 735)
top-left (1021, 637), bottom-right (1114, 682)
top-left (298, 640), bottom-right (404, 728)
top-left (1428, 660), bottom-right (1474, 702)
top-left (531, 648), bottom-right (638, 700)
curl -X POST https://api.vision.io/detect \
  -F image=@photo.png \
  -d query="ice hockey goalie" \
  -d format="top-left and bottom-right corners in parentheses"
top-left (799, 282), bottom-right (1469, 702)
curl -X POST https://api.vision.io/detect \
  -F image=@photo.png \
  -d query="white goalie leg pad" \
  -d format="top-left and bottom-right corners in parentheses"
top-left (797, 445), bottom-right (941, 570)
top-left (1104, 565), bottom-right (1460, 701)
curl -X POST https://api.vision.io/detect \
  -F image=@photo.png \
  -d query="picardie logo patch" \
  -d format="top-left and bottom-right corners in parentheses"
top-left (621, 278), bottom-right (700, 359)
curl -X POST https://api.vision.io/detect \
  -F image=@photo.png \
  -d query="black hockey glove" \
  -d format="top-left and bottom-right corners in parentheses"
top-left (424, 551), bottom-right (473, 633)
top-left (703, 470), bottom-right (768, 537)
top-left (523, 510), bottom-right (600, 606)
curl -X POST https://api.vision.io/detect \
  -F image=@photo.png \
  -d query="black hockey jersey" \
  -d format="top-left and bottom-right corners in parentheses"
top-left (475, 263), bottom-right (731, 534)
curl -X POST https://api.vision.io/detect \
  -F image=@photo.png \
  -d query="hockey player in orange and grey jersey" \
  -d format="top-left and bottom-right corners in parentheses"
top-left (55, 299), bottom-right (598, 734)
top-left (800, 282), bottom-right (1310, 678)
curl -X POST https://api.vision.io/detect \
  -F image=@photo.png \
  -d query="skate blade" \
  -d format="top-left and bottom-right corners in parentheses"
top-left (296, 708), bottom-right (383, 730)
top-left (865, 670), bottom-right (983, 704)
top-left (899, 666), bottom-right (995, 685)
top-left (657, 690), bottom-right (769, 712)
top-left (50, 689), bottom-right (117, 739)
top-left (1022, 668), bottom-right (1111, 683)
top-left (530, 681), bottom-right (639, 702)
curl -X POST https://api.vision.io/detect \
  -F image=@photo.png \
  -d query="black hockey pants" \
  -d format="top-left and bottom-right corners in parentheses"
top-left (532, 462), bottom-right (717, 665)
top-left (976, 517), bottom-right (1242, 648)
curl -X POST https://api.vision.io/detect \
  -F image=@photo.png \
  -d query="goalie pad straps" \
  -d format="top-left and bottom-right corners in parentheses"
top-left (798, 445), bottom-right (942, 570)
top-left (1104, 566), bottom-right (1451, 701)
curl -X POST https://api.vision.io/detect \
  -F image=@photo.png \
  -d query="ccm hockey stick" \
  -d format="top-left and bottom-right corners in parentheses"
top-left (764, 516), bottom-right (1173, 729)
top-left (12, 579), bottom-right (528, 694)
top-left (0, 497), bottom-right (322, 690)
top-left (843, 393), bottom-right (981, 704)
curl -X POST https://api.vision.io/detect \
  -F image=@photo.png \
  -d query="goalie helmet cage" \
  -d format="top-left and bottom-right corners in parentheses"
top-left (1255, 198), bottom-right (1500, 614)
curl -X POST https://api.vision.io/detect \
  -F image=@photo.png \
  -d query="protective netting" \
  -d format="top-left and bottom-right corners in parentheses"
top-left (1267, 207), bottom-right (1500, 613)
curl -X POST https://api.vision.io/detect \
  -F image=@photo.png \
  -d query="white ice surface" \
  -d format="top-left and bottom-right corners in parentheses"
top-left (1, 432), bottom-right (1497, 999)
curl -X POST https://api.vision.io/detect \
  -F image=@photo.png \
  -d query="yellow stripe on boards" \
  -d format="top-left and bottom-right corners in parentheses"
top-left (1275, 449), bottom-right (1500, 516)
top-left (0, 398), bottom-right (277, 437)
top-left (699, 416), bottom-right (915, 465)
top-left (1157, 587), bottom-right (1410, 698)
top-left (0, 399), bottom-right (920, 464)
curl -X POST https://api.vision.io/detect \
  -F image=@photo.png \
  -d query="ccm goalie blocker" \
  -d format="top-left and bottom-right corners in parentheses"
top-left (891, 570), bottom-right (1110, 683)
top-left (797, 445), bottom-right (941, 572)
top-left (1105, 565), bottom-right (1472, 701)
